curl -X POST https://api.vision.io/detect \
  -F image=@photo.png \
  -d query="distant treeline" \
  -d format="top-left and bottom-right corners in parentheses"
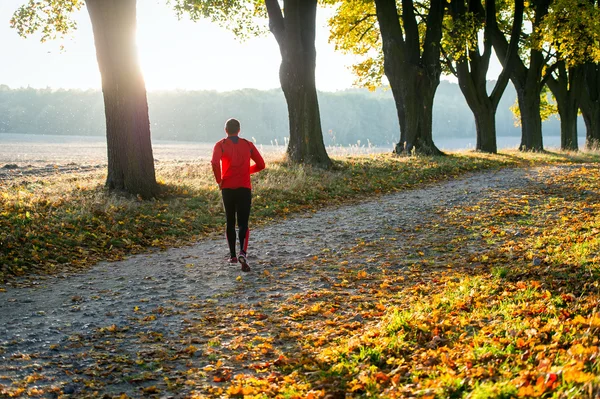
top-left (0, 82), bottom-right (565, 146)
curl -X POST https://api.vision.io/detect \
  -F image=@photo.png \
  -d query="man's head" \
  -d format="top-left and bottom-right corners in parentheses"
top-left (225, 118), bottom-right (241, 135)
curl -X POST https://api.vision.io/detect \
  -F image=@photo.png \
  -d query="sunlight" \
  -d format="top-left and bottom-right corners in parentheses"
top-left (135, 6), bottom-right (281, 91)
top-left (1, 0), bottom-right (356, 91)
top-left (134, 2), bottom-right (354, 92)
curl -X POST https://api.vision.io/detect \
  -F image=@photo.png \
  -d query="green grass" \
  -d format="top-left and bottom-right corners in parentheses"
top-left (1, 150), bottom-right (599, 282)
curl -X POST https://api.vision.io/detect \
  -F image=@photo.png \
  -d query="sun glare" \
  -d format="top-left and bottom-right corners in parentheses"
top-left (1, 0), bottom-right (357, 91)
top-left (135, 4), bottom-right (281, 92)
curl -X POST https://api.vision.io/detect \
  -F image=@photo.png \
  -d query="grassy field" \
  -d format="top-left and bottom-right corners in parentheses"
top-left (1, 150), bottom-right (599, 282)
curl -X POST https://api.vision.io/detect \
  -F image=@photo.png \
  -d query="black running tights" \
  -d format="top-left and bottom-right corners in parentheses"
top-left (221, 188), bottom-right (252, 258)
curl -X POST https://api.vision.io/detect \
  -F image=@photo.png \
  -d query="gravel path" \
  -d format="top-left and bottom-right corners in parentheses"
top-left (0, 166), bottom-right (558, 397)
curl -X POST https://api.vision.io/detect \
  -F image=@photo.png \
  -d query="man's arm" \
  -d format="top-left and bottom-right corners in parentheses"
top-left (211, 142), bottom-right (222, 184)
top-left (249, 143), bottom-right (265, 174)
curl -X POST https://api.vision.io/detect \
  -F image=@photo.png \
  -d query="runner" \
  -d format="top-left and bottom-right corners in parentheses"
top-left (211, 118), bottom-right (265, 272)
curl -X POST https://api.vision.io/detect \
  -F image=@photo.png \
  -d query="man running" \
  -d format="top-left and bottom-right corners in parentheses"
top-left (211, 118), bottom-right (265, 272)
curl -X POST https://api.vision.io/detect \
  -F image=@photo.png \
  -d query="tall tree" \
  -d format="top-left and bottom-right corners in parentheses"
top-left (174, 0), bottom-right (332, 167)
top-left (446, 0), bottom-right (523, 153)
top-left (326, 0), bottom-right (445, 155)
top-left (265, 0), bottom-right (331, 166)
top-left (535, 0), bottom-right (595, 151)
top-left (12, 0), bottom-right (159, 198)
top-left (538, 0), bottom-right (600, 149)
top-left (373, 0), bottom-right (445, 155)
top-left (490, 0), bottom-right (551, 152)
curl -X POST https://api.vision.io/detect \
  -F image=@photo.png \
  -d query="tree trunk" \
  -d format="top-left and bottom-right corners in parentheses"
top-left (374, 0), bottom-right (444, 156)
top-left (266, 0), bottom-right (331, 167)
top-left (86, 0), bottom-right (158, 199)
top-left (279, 49), bottom-right (331, 166)
top-left (456, 60), bottom-right (498, 153)
top-left (546, 63), bottom-right (579, 151)
top-left (474, 105), bottom-right (498, 153)
top-left (449, 0), bottom-right (522, 154)
top-left (582, 105), bottom-right (600, 149)
top-left (456, 70), bottom-right (498, 153)
top-left (558, 98), bottom-right (579, 151)
top-left (390, 86), bottom-right (407, 154)
top-left (516, 85), bottom-right (544, 151)
top-left (578, 62), bottom-right (600, 149)
top-left (396, 70), bottom-right (441, 155)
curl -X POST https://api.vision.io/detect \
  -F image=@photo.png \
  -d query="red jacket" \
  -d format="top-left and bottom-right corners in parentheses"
top-left (211, 136), bottom-right (265, 189)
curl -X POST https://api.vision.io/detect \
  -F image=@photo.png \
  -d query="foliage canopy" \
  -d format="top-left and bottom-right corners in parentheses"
top-left (11, 0), bottom-right (82, 42)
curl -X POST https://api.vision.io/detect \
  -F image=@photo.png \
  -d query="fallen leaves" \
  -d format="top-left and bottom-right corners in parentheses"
top-left (4, 151), bottom-right (595, 284)
top-left (2, 162), bottom-right (600, 397)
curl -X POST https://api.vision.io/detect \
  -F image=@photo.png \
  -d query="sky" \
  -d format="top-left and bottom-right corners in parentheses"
top-left (0, 1), bottom-right (501, 93)
top-left (0, 0), bottom-right (361, 92)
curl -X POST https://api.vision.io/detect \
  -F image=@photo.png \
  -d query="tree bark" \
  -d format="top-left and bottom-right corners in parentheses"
top-left (516, 82), bottom-right (544, 151)
top-left (86, 0), bottom-right (158, 199)
top-left (474, 103), bottom-right (498, 153)
top-left (547, 63), bottom-right (579, 151)
top-left (490, 0), bottom-right (549, 152)
top-left (578, 62), bottom-right (600, 149)
top-left (455, 63), bottom-right (498, 153)
top-left (374, 0), bottom-right (444, 156)
top-left (450, 0), bottom-right (522, 154)
top-left (265, 0), bottom-right (331, 167)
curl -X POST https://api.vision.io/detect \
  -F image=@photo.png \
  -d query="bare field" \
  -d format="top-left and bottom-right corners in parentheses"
top-left (0, 133), bottom-right (391, 180)
top-left (0, 133), bottom-right (285, 181)
top-left (0, 133), bottom-right (274, 165)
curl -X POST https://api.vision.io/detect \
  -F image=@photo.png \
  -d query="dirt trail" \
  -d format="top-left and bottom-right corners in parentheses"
top-left (0, 166), bottom-right (563, 397)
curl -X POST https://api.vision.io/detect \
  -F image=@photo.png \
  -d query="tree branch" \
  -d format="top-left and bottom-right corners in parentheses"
top-left (357, 24), bottom-right (375, 44)
top-left (422, 0), bottom-right (445, 70)
top-left (440, 46), bottom-right (458, 77)
top-left (374, 0), bottom-right (405, 55)
top-left (265, 0), bottom-right (284, 47)
top-left (346, 14), bottom-right (377, 35)
top-left (490, 0), bottom-right (524, 108)
top-left (402, 0), bottom-right (421, 62)
top-left (541, 61), bottom-right (560, 86)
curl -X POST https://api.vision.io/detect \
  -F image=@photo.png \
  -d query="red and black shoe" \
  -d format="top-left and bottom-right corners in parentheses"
top-left (228, 256), bottom-right (238, 264)
top-left (238, 251), bottom-right (250, 272)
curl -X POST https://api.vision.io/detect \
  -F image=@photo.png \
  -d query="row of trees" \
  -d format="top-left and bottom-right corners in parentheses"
top-left (1, 84), bottom-right (548, 145)
top-left (10, 0), bottom-right (600, 198)
top-left (326, 0), bottom-right (600, 155)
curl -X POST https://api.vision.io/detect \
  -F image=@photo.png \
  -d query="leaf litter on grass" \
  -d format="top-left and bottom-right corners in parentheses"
top-left (2, 151), bottom-right (598, 285)
top-left (1, 161), bottom-right (600, 398)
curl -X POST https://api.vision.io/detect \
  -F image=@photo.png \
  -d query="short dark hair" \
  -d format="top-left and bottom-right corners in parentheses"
top-left (225, 118), bottom-right (240, 134)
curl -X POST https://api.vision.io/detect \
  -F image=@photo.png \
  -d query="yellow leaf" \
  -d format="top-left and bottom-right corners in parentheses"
top-left (142, 386), bottom-right (159, 394)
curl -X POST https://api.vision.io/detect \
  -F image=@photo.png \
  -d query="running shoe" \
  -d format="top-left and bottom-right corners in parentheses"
top-left (228, 256), bottom-right (238, 264)
top-left (238, 251), bottom-right (251, 272)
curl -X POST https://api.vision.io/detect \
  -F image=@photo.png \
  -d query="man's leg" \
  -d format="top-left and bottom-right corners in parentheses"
top-left (221, 189), bottom-right (237, 259)
top-left (236, 188), bottom-right (252, 255)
